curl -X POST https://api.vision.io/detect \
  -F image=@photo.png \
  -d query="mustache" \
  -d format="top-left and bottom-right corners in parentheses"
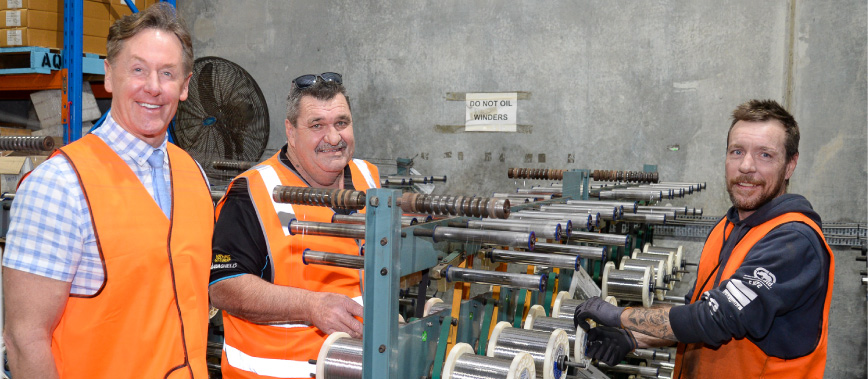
top-left (315, 140), bottom-right (348, 153)
top-left (730, 175), bottom-right (765, 186)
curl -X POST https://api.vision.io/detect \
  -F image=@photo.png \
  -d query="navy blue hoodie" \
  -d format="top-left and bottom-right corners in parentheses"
top-left (669, 194), bottom-right (832, 359)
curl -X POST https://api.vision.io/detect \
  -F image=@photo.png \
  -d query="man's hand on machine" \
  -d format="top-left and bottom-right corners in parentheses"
top-left (308, 292), bottom-right (364, 338)
top-left (584, 326), bottom-right (638, 366)
top-left (573, 296), bottom-right (625, 331)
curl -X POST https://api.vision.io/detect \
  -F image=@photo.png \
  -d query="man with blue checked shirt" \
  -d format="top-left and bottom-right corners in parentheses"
top-left (3, 4), bottom-right (213, 378)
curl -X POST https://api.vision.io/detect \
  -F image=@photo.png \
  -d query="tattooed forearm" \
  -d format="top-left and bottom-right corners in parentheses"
top-left (620, 305), bottom-right (677, 341)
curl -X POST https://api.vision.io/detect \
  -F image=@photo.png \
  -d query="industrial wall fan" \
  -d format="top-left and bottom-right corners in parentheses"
top-left (174, 56), bottom-right (269, 187)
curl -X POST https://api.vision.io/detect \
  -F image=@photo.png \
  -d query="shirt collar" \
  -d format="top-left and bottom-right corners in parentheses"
top-left (93, 111), bottom-right (168, 166)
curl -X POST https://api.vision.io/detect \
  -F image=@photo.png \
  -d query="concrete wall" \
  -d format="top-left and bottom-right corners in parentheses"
top-left (180, 1), bottom-right (867, 376)
top-left (179, 0), bottom-right (866, 224)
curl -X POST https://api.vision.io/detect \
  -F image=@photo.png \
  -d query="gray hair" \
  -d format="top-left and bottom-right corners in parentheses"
top-left (285, 80), bottom-right (351, 126)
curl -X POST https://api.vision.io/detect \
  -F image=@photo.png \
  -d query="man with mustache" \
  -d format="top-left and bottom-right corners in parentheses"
top-left (208, 73), bottom-right (380, 378)
top-left (573, 99), bottom-right (834, 378)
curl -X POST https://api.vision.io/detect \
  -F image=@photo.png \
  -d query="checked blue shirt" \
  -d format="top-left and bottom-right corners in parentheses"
top-left (3, 112), bottom-right (177, 296)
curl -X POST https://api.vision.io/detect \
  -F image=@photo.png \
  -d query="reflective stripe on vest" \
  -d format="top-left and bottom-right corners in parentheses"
top-left (674, 212), bottom-right (835, 379)
top-left (351, 159), bottom-right (376, 188)
top-left (253, 164), bottom-right (296, 236)
top-left (218, 154), bottom-right (379, 379)
top-left (50, 135), bottom-right (213, 378)
top-left (223, 343), bottom-right (314, 378)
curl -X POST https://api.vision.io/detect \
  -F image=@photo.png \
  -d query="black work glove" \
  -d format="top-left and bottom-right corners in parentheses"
top-left (573, 296), bottom-right (625, 331)
top-left (584, 326), bottom-right (637, 366)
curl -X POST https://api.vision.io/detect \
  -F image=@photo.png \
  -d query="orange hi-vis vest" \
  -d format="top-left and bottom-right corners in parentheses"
top-left (215, 154), bottom-right (379, 379)
top-left (674, 212), bottom-right (835, 379)
top-left (49, 134), bottom-right (214, 378)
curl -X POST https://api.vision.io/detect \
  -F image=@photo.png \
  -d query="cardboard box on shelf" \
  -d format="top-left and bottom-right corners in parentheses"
top-left (1, 27), bottom-right (106, 55)
top-left (0, 0), bottom-right (61, 12)
top-left (1, 9), bottom-right (110, 37)
top-left (0, 156), bottom-right (33, 194)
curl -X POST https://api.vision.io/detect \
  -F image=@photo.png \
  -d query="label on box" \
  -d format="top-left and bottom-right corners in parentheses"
top-left (5, 10), bottom-right (20, 26)
top-left (6, 0), bottom-right (22, 8)
top-left (6, 29), bottom-right (21, 45)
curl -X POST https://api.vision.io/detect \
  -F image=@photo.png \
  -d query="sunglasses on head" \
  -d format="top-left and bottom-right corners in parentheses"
top-left (292, 72), bottom-right (343, 89)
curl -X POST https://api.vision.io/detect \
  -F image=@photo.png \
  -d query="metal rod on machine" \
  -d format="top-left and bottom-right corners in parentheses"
top-left (508, 167), bottom-right (566, 180)
top-left (566, 199), bottom-right (638, 213)
top-left (210, 190), bottom-right (225, 202)
top-left (513, 210), bottom-right (600, 228)
top-left (620, 212), bottom-right (668, 225)
top-left (637, 205), bottom-right (689, 215)
top-left (289, 219), bottom-right (366, 239)
top-left (568, 230), bottom-right (630, 248)
top-left (597, 190), bottom-right (661, 202)
top-left (539, 205), bottom-right (619, 221)
top-left (303, 249), bottom-right (364, 269)
top-left (597, 362), bottom-right (660, 377)
top-left (444, 266), bottom-right (547, 291)
top-left (628, 348), bottom-right (672, 361)
top-left (413, 226), bottom-right (535, 250)
top-left (545, 203), bottom-right (623, 217)
top-left (534, 242), bottom-right (608, 261)
top-left (590, 169), bottom-right (659, 183)
top-left (398, 193), bottom-right (510, 219)
top-left (516, 187), bottom-right (562, 195)
top-left (492, 192), bottom-right (554, 201)
top-left (274, 186), bottom-right (367, 210)
top-left (657, 181), bottom-right (706, 191)
top-left (331, 213), bottom-right (418, 226)
top-left (0, 136), bottom-right (55, 151)
top-left (635, 208), bottom-right (678, 218)
top-left (211, 160), bottom-right (256, 171)
top-left (467, 219), bottom-right (566, 241)
top-left (485, 249), bottom-right (582, 270)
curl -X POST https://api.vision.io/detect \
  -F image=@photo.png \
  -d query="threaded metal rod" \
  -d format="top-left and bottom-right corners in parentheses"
top-left (399, 193), bottom-right (510, 219)
top-left (211, 160), bottom-right (256, 171)
top-left (273, 186), bottom-right (367, 210)
top-left (0, 136), bottom-right (55, 151)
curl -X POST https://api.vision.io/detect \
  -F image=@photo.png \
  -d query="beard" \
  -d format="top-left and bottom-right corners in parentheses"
top-left (726, 171), bottom-right (787, 214)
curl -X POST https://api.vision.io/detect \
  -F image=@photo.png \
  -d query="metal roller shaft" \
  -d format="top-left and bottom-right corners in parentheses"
top-left (534, 242), bottom-right (607, 261)
top-left (590, 169), bottom-right (658, 183)
top-left (516, 188), bottom-right (562, 195)
top-left (331, 214), bottom-right (417, 226)
top-left (273, 186), bottom-right (367, 210)
top-left (486, 249), bottom-right (580, 270)
top-left (468, 219), bottom-right (563, 241)
top-left (302, 249), bottom-right (364, 269)
top-left (598, 190), bottom-right (660, 202)
top-left (211, 160), bottom-right (255, 171)
top-left (598, 362), bottom-right (659, 377)
top-left (628, 348), bottom-right (672, 361)
top-left (568, 230), bottom-right (629, 248)
top-left (430, 226), bottom-right (535, 250)
top-left (289, 220), bottom-right (366, 239)
top-left (539, 205), bottom-right (618, 221)
top-left (620, 212), bottom-right (667, 225)
top-left (445, 266), bottom-right (546, 291)
top-left (399, 193), bottom-right (510, 219)
top-left (638, 205), bottom-right (689, 215)
top-left (492, 193), bottom-right (554, 202)
top-left (511, 211), bottom-right (594, 230)
top-left (508, 167), bottom-right (565, 180)
top-left (566, 200), bottom-right (638, 213)
top-left (0, 135), bottom-right (55, 151)
top-left (319, 335), bottom-right (363, 378)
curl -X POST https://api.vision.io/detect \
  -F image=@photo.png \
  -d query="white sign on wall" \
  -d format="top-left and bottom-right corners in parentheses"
top-left (465, 92), bottom-right (517, 132)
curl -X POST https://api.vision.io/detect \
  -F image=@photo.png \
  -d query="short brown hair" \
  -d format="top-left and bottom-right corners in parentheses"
top-left (106, 2), bottom-right (193, 74)
top-left (729, 99), bottom-right (799, 162)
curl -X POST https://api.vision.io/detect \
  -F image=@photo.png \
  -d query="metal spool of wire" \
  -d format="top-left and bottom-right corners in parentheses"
top-left (551, 292), bottom-right (619, 320)
top-left (523, 305), bottom-right (589, 367)
top-left (423, 297), bottom-right (451, 317)
top-left (619, 257), bottom-right (667, 300)
top-left (631, 250), bottom-right (675, 288)
top-left (643, 243), bottom-right (685, 278)
top-left (442, 342), bottom-right (536, 379)
top-left (487, 321), bottom-right (569, 379)
top-left (601, 261), bottom-right (653, 307)
top-left (315, 332), bottom-right (362, 378)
